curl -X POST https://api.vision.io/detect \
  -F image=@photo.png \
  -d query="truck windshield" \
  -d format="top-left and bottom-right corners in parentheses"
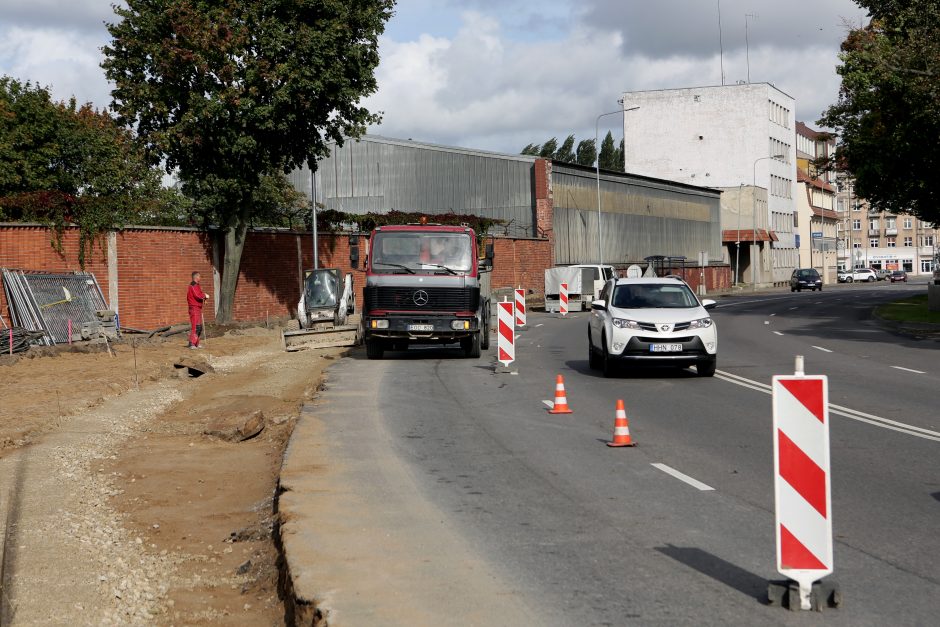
top-left (372, 232), bottom-right (474, 273)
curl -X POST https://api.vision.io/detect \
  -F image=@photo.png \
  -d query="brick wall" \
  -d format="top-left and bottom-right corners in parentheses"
top-left (1, 225), bottom-right (553, 330)
top-left (491, 237), bottom-right (553, 294)
top-left (661, 265), bottom-right (732, 293)
top-left (115, 229), bottom-right (214, 329)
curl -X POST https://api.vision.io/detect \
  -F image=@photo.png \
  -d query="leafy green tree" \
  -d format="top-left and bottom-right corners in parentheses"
top-left (598, 131), bottom-right (619, 171)
top-left (538, 137), bottom-right (558, 159)
top-left (0, 76), bottom-right (167, 262)
top-left (819, 0), bottom-right (940, 222)
top-left (554, 134), bottom-right (576, 163)
top-left (575, 138), bottom-right (596, 166)
top-left (102, 0), bottom-right (394, 322)
top-left (520, 143), bottom-right (540, 156)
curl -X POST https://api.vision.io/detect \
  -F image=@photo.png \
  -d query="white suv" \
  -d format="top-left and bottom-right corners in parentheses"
top-left (588, 278), bottom-right (718, 377)
top-left (843, 268), bottom-right (877, 283)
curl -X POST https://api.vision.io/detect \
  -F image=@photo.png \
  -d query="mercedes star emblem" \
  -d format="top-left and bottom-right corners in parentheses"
top-left (413, 290), bottom-right (429, 306)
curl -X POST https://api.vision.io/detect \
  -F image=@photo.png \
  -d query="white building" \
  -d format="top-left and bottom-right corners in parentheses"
top-left (621, 84), bottom-right (798, 286)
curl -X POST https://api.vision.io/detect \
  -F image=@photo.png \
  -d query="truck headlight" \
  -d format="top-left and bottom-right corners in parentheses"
top-left (688, 317), bottom-right (713, 329)
top-left (451, 320), bottom-right (470, 330)
top-left (370, 319), bottom-right (389, 329)
top-left (612, 318), bottom-right (640, 329)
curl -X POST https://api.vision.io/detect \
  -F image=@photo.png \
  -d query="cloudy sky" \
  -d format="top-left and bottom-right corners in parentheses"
top-left (0, 0), bottom-right (868, 155)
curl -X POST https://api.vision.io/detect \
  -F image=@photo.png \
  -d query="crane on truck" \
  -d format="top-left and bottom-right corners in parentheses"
top-left (362, 222), bottom-right (492, 359)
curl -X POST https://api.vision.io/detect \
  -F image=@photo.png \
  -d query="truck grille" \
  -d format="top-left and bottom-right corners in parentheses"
top-left (365, 286), bottom-right (479, 312)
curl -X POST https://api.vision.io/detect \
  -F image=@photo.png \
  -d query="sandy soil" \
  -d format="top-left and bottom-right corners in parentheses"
top-left (0, 326), bottom-right (341, 624)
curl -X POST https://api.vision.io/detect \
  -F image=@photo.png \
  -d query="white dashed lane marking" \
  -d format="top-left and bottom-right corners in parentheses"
top-left (773, 331), bottom-right (784, 336)
top-left (891, 366), bottom-right (926, 374)
top-left (812, 346), bottom-right (833, 353)
top-left (651, 463), bottom-right (715, 491)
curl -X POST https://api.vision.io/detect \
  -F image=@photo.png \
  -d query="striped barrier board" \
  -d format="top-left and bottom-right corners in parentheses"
top-left (772, 371), bottom-right (833, 610)
top-left (560, 282), bottom-right (569, 316)
top-left (515, 288), bottom-right (526, 327)
top-left (497, 300), bottom-right (515, 366)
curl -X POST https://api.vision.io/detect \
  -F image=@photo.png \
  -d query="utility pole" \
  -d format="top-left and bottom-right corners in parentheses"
top-left (745, 14), bottom-right (758, 83)
top-left (717, 1), bottom-right (726, 85)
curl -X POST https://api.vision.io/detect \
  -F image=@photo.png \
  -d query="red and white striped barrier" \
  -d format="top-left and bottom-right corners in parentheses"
top-left (514, 288), bottom-right (526, 327)
top-left (497, 300), bottom-right (515, 367)
top-left (559, 282), bottom-right (569, 316)
top-left (772, 357), bottom-right (833, 610)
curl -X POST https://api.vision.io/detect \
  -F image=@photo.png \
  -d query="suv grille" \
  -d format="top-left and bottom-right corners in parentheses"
top-left (365, 286), bottom-right (479, 312)
top-left (638, 321), bottom-right (691, 332)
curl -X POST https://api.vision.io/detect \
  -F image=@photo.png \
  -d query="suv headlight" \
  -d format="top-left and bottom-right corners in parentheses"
top-left (612, 318), bottom-right (640, 329)
top-left (688, 317), bottom-right (713, 329)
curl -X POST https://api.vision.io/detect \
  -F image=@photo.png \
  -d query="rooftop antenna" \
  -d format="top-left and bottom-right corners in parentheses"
top-left (745, 13), bottom-right (759, 83)
top-left (717, 1), bottom-right (726, 85)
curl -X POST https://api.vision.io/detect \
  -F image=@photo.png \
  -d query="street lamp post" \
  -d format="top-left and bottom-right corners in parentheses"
top-left (735, 182), bottom-right (744, 285)
top-left (752, 154), bottom-right (786, 290)
top-left (595, 106), bottom-right (640, 264)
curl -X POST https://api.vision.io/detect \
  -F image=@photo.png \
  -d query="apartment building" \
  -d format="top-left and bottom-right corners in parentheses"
top-left (621, 83), bottom-right (798, 286)
top-left (794, 122), bottom-right (839, 283)
top-left (836, 177), bottom-right (939, 276)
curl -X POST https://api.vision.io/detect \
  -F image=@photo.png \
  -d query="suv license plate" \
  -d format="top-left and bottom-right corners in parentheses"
top-left (650, 343), bottom-right (683, 352)
top-left (408, 324), bottom-right (434, 332)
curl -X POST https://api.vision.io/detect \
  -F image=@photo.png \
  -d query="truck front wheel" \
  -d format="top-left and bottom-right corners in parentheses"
top-left (365, 339), bottom-right (384, 360)
top-left (480, 315), bottom-right (490, 350)
top-left (462, 332), bottom-right (482, 358)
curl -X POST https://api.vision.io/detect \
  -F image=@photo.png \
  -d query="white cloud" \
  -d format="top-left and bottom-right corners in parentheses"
top-left (0, 25), bottom-right (112, 108)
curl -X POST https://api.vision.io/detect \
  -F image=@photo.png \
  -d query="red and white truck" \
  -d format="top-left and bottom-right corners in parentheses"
top-left (362, 223), bottom-right (492, 359)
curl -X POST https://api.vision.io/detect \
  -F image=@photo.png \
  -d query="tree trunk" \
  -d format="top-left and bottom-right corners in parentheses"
top-left (216, 220), bottom-right (249, 324)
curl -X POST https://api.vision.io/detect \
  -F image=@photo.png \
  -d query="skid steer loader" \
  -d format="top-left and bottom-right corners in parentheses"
top-left (282, 268), bottom-right (361, 351)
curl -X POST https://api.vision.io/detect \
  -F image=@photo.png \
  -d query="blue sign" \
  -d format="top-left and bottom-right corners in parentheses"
top-left (812, 231), bottom-right (823, 238)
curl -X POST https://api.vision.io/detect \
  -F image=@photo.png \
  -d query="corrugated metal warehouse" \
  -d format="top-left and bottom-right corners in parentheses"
top-left (289, 135), bottom-right (723, 267)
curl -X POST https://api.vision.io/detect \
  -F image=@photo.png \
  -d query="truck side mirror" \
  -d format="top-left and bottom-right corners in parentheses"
top-left (485, 243), bottom-right (494, 262)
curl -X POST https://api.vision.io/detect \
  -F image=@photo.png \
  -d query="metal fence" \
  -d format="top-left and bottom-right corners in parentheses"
top-left (2, 269), bottom-right (108, 344)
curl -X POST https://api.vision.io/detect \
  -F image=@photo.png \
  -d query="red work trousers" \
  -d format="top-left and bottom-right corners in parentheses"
top-left (189, 307), bottom-right (203, 346)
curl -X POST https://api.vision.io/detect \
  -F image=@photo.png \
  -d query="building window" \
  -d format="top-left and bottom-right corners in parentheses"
top-left (870, 219), bottom-right (879, 230)
top-left (904, 237), bottom-right (913, 247)
top-left (922, 259), bottom-right (935, 273)
top-left (870, 238), bottom-right (879, 248)
top-left (852, 219), bottom-right (861, 230)
top-left (886, 237), bottom-right (896, 247)
top-left (852, 202), bottom-right (860, 212)
top-left (903, 260), bottom-right (913, 272)
top-left (903, 217), bottom-right (913, 229)
top-left (924, 235), bottom-right (934, 247)
top-left (853, 242), bottom-right (861, 249)
top-left (885, 217), bottom-right (896, 229)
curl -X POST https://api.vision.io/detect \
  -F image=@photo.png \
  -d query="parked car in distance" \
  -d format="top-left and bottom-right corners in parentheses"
top-left (790, 268), bottom-right (823, 292)
top-left (875, 268), bottom-right (891, 281)
top-left (889, 270), bottom-right (908, 283)
top-left (842, 268), bottom-right (878, 283)
top-left (837, 269), bottom-right (850, 283)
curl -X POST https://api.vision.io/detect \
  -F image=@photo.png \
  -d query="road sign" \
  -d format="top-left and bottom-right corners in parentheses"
top-left (772, 364), bottom-right (833, 610)
top-left (626, 264), bottom-right (643, 278)
top-left (497, 300), bottom-right (515, 366)
top-left (559, 282), bottom-right (569, 316)
top-left (811, 231), bottom-right (823, 238)
top-left (514, 288), bottom-right (526, 327)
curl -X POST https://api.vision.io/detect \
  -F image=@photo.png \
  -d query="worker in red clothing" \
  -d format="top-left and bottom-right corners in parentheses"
top-left (187, 271), bottom-right (210, 349)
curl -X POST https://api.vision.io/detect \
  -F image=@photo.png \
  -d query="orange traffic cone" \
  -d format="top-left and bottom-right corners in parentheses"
top-left (548, 374), bottom-right (573, 414)
top-left (607, 400), bottom-right (636, 447)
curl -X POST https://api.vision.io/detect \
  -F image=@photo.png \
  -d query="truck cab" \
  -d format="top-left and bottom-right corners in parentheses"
top-left (363, 224), bottom-right (491, 359)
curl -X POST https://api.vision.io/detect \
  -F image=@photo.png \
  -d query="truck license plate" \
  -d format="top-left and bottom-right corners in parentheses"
top-left (408, 324), bottom-right (434, 332)
top-left (650, 343), bottom-right (683, 352)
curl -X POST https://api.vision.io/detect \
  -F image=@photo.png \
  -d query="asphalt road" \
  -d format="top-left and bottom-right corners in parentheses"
top-left (322, 280), bottom-right (939, 625)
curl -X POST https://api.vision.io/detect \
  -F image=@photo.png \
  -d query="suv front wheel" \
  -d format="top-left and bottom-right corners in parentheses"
top-left (697, 357), bottom-right (716, 377)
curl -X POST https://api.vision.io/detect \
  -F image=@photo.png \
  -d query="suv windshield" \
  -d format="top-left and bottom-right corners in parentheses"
top-left (372, 232), bottom-right (474, 273)
top-left (611, 283), bottom-right (699, 309)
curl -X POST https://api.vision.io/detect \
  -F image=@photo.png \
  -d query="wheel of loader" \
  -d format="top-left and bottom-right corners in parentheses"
top-left (285, 319), bottom-right (301, 332)
top-left (365, 339), bottom-right (384, 360)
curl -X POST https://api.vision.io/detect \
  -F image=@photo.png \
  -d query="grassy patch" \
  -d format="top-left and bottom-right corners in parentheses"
top-left (875, 294), bottom-right (940, 324)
